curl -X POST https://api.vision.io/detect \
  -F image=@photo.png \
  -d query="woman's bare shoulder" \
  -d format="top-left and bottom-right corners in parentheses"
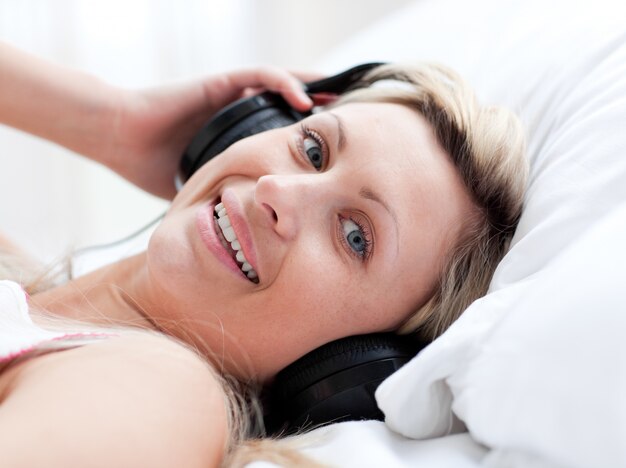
top-left (0, 333), bottom-right (228, 467)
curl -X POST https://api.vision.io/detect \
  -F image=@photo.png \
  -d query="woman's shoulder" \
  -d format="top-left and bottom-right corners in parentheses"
top-left (0, 332), bottom-right (228, 467)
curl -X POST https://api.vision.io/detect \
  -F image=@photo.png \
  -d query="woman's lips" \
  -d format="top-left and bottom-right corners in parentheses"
top-left (195, 201), bottom-right (249, 281)
top-left (220, 189), bottom-right (259, 274)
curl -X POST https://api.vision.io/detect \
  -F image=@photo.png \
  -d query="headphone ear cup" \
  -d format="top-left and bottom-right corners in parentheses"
top-left (179, 93), bottom-right (308, 181)
top-left (199, 107), bottom-right (300, 166)
top-left (263, 333), bottom-right (424, 435)
top-left (179, 62), bottom-right (384, 183)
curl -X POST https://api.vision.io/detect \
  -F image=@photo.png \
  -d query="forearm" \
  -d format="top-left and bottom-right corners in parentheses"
top-left (0, 41), bottom-right (117, 161)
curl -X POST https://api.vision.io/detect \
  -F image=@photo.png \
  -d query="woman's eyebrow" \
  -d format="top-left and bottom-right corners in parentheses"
top-left (359, 187), bottom-right (398, 226)
top-left (328, 111), bottom-right (347, 151)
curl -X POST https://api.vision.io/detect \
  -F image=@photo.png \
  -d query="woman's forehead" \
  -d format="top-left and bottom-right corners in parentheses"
top-left (327, 102), bottom-right (436, 159)
top-left (327, 102), bottom-right (441, 196)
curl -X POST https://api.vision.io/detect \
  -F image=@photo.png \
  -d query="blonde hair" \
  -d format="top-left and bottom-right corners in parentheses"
top-left (333, 62), bottom-right (528, 340)
top-left (1, 62), bottom-right (527, 466)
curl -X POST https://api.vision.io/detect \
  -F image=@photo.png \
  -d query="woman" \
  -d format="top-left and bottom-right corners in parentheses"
top-left (0, 42), bottom-right (527, 466)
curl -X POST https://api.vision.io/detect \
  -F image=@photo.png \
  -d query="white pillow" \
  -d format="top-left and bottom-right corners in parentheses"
top-left (321, 0), bottom-right (626, 466)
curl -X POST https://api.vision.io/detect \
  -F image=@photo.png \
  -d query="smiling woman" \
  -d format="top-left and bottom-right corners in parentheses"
top-left (0, 43), bottom-right (526, 467)
top-left (148, 99), bottom-right (481, 382)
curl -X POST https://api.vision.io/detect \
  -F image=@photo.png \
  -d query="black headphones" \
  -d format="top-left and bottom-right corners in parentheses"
top-left (179, 63), bottom-right (427, 435)
top-left (262, 333), bottom-right (425, 435)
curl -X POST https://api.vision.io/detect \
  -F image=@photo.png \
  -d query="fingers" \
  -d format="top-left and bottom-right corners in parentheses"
top-left (227, 66), bottom-right (317, 111)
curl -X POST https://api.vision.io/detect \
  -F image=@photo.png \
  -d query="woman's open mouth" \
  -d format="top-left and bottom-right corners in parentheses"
top-left (213, 200), bottom-right (259, 283)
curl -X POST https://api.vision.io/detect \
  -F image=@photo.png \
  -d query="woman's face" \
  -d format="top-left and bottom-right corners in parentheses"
top-left (147, 102), bottom-right (476, 381)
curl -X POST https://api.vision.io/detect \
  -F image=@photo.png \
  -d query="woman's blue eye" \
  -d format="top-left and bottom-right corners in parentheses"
top-left (303, 136), bottom-right (323, 170)
top-left (342, 219), bottom-right (367, 255)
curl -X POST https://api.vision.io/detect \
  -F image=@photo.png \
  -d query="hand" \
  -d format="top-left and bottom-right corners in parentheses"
top-left (100, 67), bottom-right (317, 199)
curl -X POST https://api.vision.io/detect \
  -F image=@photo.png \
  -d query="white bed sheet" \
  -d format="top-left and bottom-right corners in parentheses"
top-left (250, 421), bottom-right (486, 468)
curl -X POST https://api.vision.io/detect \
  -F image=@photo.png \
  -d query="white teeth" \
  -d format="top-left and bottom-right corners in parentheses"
top-left (222, 226), bottom-right (236, 242)
top-left (236, 250), bottom-right (246, 263)
top-left (215, 200), bottom-right (259, 282)
top-left (217, 214), bottom-right (231, 229)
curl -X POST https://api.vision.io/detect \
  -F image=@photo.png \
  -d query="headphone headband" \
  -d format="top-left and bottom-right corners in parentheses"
top-left (304, 62), bottom-right (384, 94)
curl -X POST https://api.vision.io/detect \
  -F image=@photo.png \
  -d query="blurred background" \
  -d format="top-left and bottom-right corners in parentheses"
top-left (0, 0), bottom-right (413, 263)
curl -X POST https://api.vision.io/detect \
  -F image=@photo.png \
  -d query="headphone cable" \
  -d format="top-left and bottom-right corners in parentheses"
top-left (70, 210), bottom-right (166, 275)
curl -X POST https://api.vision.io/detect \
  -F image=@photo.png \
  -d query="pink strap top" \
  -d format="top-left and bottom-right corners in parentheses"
top-left (0, 280), bottom-right (111, 365)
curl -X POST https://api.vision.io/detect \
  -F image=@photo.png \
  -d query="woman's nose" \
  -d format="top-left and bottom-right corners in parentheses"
top-left (254, 174), bottom-right (321, 240)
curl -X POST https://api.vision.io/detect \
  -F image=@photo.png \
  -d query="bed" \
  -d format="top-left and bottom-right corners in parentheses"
top-left (249, 0), bottom-right (626, 466)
